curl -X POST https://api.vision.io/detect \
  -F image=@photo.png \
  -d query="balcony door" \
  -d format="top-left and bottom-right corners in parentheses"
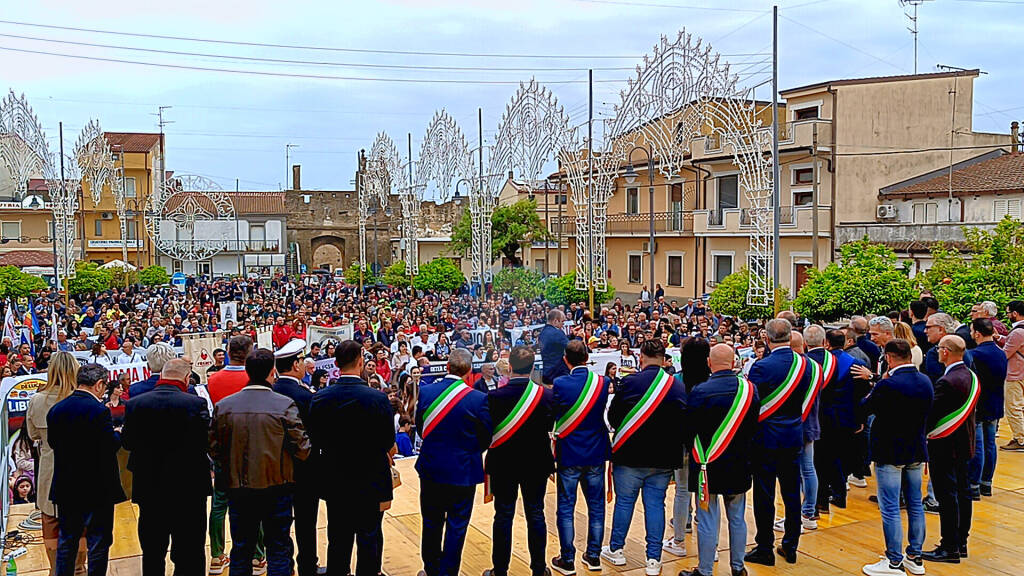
top-left (669, 183), bottom-right (684, 231)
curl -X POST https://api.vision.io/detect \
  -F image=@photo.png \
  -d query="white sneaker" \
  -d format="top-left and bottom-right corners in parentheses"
top-left (645, 558), bottom-right (662, 576)
top-left (848, 474), bottom-right (868, 488)
top-left (902, 555), bottom-right (925, 575)
top-left (773, 517), bottom-right (808, 534)
top-left (862, 556), bottom-right (906, 575)
top-left (802, 515), bottom-right (818, 531)
top-left (600, 547), bottom-right (626, 566)
top-left (661, 538), bottom-right (686, 557)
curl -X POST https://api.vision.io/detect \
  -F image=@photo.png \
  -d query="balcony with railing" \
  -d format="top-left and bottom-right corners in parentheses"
top-left (690, 118), bottom-right (832, 161)
top-left (157, 239), bottom-right (282, 253)
top-left (554, 211), bottom-right (694, 236)
top-left (694, 205), bottom-right (832, 235)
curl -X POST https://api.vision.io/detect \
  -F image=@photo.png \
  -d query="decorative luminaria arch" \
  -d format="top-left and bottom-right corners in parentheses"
top-left (74, 120), bottom-right (134, 263)
top-left (484, 79), bottom-right (575, 283)
top-left (359, 132), bottom-right (401, 275)
top-left (147, 174), bottom-right (236, 261)
top-left (0, 91), bottom-right (52, 196)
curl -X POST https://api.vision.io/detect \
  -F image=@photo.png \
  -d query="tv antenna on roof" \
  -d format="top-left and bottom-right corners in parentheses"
top-left (900, 0), bottom-right (933, 74)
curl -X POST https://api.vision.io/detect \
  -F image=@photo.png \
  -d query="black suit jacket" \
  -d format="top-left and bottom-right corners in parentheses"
top-left (47, 390), bottom-right (127, 509)
top-left (928, 362), bottom-right (976, 461)
top-left (273, 375), bottom-right (317, 484)
top-left (308, 376), bottom-right (395, 505)
top-left (122, 383), bottom-right (212, 504)
top-left (485, 377), bottom-right (555, 479)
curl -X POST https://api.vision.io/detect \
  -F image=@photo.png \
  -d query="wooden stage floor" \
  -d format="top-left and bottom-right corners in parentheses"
top-left (9, 426), bottom-right (1024, 576)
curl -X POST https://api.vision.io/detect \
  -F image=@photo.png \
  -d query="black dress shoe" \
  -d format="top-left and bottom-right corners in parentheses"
top-left (922, 547), bottom-right (961, 563)
top-left (677, 569), bottom-right (709, 576)
top-left (551, 556), bottom-right (576, 576)
top-left (776, 546), bottom-right (797, 564)
top-left (731, 568), bottom-right (748, 576)
top-left (980, 484), bottom-right (993, 496)
top-left (744, 547), bottom-right (775, 566)
top-left (959, 545), bottom-right (968, 558)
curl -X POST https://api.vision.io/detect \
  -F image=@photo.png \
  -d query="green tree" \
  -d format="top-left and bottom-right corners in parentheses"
top-left (707, 267), bottom-right (788, 320)
top-left (139, 265), bottom-right (170, 286)
top-left (543, 271), bottom-right (615, 307)
top-left (792, 239), bottom-right (916, 322)
top-left (921, 217), bottom-right (1024, 320)
top-left (413, 258), bottom-right (466, 293)
top-left (67, 262), bottom-right (112, 295)
top-left (382, 260), bottom-right (410, 288)
top-left (343, 262), bottom-right (378, 286)
top-left (0, 266), bottom-right (47, 299)
top-left (449, 198), bottom-right (550, 267)
top-left (492, 267), bottom-right (545, 301)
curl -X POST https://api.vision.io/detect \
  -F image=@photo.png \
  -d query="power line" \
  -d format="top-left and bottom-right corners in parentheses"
top-left (950, 0), bottom-right (1024, 4)
top-left (0, 32), bottom-right (641, 72)
top-left (778, 14), bottom-right (909, 73)
top-left (0, 44), bottom-right (629, 85)
top-left (570, 0), bottom-right (765, 12)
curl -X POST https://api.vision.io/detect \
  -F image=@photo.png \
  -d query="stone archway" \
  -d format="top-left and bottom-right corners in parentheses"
top-left (311, 235), bottom-right (346, 272)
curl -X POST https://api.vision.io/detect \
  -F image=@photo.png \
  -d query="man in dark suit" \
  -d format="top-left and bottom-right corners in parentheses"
top-left (909, 300), bottom-right (932, 354)
top-left (126, 342), bottom-right (176, 398)
top-left (271, 339), bottom-right (325, 576)
top-left (860, 338), bottom-right (933, 576)
top-left (484, 345), bottom-right (554, 576)
top-left (47, 363), bottom-right (127, 576)
top-left (679, 344), bottom-right (758, 576)
top-left (923, 313), bottom-right (957, 384)
top-left (603, 339), bottom-right (686, 575)
top-left (851, 316), bottom-right (881, 372)
top-left (308, 340), bottom-right (395, 576)
top-left (122, 358), bottom-right (210, 576)
top-left (539, 309), bottom-right (570, 385)
top-left (551, 341), bottom-right (610, 574)
top-left (923, 335), bottom-right (977, 564)
top-left (965, 318), bottom-right (1007, 498)
top-left (415, 348), bottom-right (491, 576)
top-left (745, 318), bottom-right (810, 566)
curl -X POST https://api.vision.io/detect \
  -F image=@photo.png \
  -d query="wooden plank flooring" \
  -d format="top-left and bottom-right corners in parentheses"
top-left (9, 426), bottom-right (1024, 575)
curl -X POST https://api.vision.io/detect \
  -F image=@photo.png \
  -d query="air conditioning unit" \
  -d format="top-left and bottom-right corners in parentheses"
top-left (876, 204), bottom-right (897, 220)
top-left (641, 241), bottom-right (658, 253)
top-left (101, 211), bottom-right (115, 220)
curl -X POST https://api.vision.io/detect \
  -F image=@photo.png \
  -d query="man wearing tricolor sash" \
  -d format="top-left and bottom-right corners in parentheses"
top-left (484, 346), bottom-right (554, 576)
top-left (923, 335), bottom-right (978, 565)
top-left (679, 345), bottom-right (758, 576)
top-left (415, 348), bottom-right (491, 576)
top-left (744, 318), bottom-right (810, 567)
top-left (602, 340), bottom-right (687, 576)
top-left (551, 341), bottom-right (611, 575)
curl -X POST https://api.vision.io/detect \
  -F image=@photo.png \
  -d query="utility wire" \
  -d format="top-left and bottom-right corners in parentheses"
top-left (778, 15), bottom-right (908, 73)
top-left (570, 0), bottom-right (765, 12)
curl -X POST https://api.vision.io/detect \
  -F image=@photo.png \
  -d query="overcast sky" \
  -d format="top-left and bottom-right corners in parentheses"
top-left (3, 0), bottom-right (1021, 192)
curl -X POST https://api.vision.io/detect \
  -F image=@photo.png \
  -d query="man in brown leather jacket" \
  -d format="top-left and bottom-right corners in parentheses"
top-left (210, 348), bottom-right (311, 576)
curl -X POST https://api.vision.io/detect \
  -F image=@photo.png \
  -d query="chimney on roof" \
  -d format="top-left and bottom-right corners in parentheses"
top-left (1012, 121), bottom-right (1020, 155)
top-left (292, 165), bottom-right (301, 190)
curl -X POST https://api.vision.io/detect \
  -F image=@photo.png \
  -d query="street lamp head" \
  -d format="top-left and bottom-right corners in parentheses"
top-left (623, 164), bottom-right (639, 185)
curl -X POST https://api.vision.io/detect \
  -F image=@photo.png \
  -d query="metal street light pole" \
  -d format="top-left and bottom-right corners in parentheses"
top-left (544, 178), bottom-right (550, 275)
top-left (623, 144), bottom-right (654, 310)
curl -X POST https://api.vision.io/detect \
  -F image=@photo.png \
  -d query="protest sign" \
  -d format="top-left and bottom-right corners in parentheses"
top-left (307, 324), bottom-right (354, 351)
top-left (182, 332), bottom-right (223, 383)
top-left (219, 302), bottom-right (238, 329)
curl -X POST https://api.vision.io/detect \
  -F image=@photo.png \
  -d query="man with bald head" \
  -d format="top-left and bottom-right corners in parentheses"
top-left (679, 344), bottom-right (759, 576)
top-left (923, 335), bottom-right (978, 564)
top-left (851, 316), bottom-right (881, 371)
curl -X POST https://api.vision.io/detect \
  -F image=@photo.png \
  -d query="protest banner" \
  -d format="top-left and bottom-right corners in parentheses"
top-left (314, 357), bottom-right (340, 381)
top-left (307, 324), bottom-right (354, 351)
top-left (181, 331), bottom-right (223, 384)
top-left (219, 301), bottom-right (238, 329)
top-left (256, 328), bottom-right (273, 350)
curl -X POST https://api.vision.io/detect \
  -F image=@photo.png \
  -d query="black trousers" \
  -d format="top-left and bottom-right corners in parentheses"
top-left (931, 450), bottom-right (973, 551)
top-left (326, 499), bottom-right (383, 576)
top-left (293, 484), bottom-right (321, 576)
top-left (490, 474), bottom-right (548, 576)
top-left (420, 478), bottom-right (476, 576)
top-left (815, 426), bottom-right (850, 507)
top-left (752, 446), bottom-right (801, 552)
top-left (137, 496), bottom-right (207, 576)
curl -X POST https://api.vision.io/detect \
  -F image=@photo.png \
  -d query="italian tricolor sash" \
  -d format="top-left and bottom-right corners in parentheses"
top-left (421, 378), bottom-right (472, 438)
top-left (800, 358), bottom-right (823, 422)
top-left (759, 351), bottom-right (807, 422)
top-left (554, 372), bottom-right (604, 438)
top-left (612, 369), bottom-right (673, 452)
top-left (490, 382), bottom-right (544, 449)
top-left (692, 375), bottom-right (754, 508)
top-left (927, 369), bottom-right (980, 440)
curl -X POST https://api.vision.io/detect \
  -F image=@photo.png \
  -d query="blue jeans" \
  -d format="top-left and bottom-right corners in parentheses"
top-left (227, 488), bottom-right (295, 576)
top-left (969, 418), bottom-right (999, 490)
top-left (695, 493), bottom-right (746, 575)
top-left (609, 466), bottom-right (672, 560)
top-left (556, 465), bottom-right (605, 561)
top-left (799, 441), bottom-right (818, 518)
top-left (672, 456), bottom-right (691, 542)
top-left (875, 463), bottom-right (925, 565)
top-left (55, 505), bottom-right (114, 576)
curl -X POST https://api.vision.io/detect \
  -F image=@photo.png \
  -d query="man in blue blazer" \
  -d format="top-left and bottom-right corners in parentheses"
top-left (965, 318), bottom-right (1007, 498)
top-left (852, 316), bottom-right (882, 371)
top-left (415, 348), bottom-right (491, 576)
top-left (745, 318), bottom-right (810, 566)
top-left (551, 340), bottom-right (610, 574)
top-left (47, 363), bottom-right (127, 576)
top-left (484, 346), bottom-right (555, 576)
top-left (272, 339), bottom-right (324, 576)
top-left (308, 340), bottom-right (395, 576)
top-left (539, 309), bottom-right (570, 385)
top-left (860, 338), bottom-right (932, 576)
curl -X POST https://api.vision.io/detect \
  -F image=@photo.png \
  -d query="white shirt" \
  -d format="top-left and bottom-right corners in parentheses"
top-left (887, 363), bottom-right (917, 377)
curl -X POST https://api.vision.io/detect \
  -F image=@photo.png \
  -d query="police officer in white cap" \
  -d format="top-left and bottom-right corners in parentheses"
top-left (272, 339), bottom-right (326, 575)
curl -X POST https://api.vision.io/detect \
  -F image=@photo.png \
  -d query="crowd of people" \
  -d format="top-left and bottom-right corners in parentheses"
top-left (3, 273), bottom-right (1022, 576)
